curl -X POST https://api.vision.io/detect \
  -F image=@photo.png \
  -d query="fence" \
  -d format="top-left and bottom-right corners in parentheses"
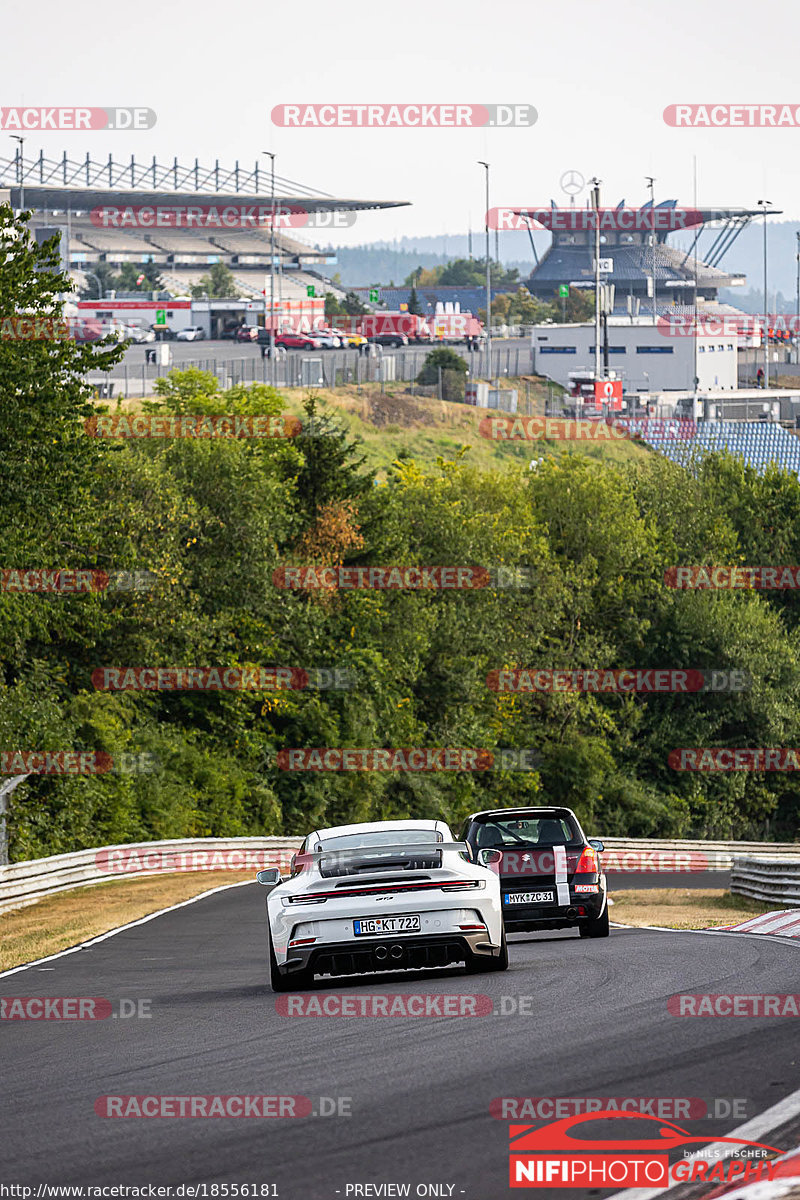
top-left (3, 835), bottom-right (800, 915)
top-left (730, 856), bottom-right (800, 907)
top-left (86, 345), bottom-right (533, 399)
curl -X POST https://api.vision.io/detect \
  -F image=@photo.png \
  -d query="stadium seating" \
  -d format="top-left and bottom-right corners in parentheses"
top-left (626, 419), bottom-right (800, 475)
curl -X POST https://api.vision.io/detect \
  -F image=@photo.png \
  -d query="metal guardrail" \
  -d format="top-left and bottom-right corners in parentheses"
top-left (3, 836), bottom-right (800, 915)
top-left (599, 838), bottom-right (800, 872)
top-left (730, 856), bottom-right (800, 907)
top-left (0, 836), bottom-right (301, 915)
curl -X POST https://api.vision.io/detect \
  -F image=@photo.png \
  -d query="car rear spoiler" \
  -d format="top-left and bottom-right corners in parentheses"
top-left (294, 841), bottom-right (469, 866)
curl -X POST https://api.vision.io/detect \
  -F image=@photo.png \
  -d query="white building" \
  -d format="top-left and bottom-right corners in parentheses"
top-left (531, 319), bottom-right (737, 394)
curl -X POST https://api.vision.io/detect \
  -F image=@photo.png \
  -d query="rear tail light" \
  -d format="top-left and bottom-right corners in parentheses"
top-left (574, 846), bottom-right (598, 874)
top-left (288, 937), bottom-right (317, 946)
top-left (441, 880), bottom-right (485, 891)
top-left (458, 923), bottom-right (486, 930)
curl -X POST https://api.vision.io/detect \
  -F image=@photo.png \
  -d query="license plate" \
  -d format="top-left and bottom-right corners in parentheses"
top-left (504, 891), bottom-right (555, 905)
top-left (353, 914), bottom-right (421, 936)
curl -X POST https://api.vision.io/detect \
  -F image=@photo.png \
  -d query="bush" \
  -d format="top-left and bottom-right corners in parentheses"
top-left (416, 347), bottom-right (468, 386)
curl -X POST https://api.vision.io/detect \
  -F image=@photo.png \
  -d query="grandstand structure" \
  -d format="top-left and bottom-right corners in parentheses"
top-left (0, 150), bottom-right (408, 300)
top-left (521, 199), bottom-right (780, 317)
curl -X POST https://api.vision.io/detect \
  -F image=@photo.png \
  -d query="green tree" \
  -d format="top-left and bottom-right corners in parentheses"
top-left (407, 285), bottom-right (423, 315)
top-left (191, 262), bottom-right (240, 299)
top-left (116, 262), bottom-right (163, 292)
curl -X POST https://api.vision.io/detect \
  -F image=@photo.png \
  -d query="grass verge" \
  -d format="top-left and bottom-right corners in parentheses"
top-left (97, 379), bottom-right (651, 477)
top-left (610, 888), bottom-right (780, 930)
top-left (0, 871), bottom-right (253, 971)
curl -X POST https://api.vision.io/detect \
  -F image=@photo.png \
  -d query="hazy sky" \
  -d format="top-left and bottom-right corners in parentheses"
top-left (2, 0), bottom-right (798, 249)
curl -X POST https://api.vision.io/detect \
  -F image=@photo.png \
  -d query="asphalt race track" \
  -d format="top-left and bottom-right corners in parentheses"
top-left (2, 882), bottom-right (798, 1199)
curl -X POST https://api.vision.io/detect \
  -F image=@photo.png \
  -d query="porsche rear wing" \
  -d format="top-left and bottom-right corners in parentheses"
top-left (294, 841), bottom-right (470, 868)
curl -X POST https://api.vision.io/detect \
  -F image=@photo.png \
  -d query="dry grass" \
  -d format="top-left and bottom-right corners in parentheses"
top-left (610, 888), bottom-right (778, 930)
top-left (91, 380), bottom-right (650, 477)
top-left (0, 870), bottom-right (252, 971)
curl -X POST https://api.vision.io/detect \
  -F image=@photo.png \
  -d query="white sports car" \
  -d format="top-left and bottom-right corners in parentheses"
top-left (257, 819), bottom-right (508, 991)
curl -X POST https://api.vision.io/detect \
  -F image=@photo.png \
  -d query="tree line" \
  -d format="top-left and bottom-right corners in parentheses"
top-left (2, 205), bottom-right (800, 859)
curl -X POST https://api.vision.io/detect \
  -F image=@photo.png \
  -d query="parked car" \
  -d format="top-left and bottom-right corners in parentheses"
top-left (234, 325), bottom-right (259, 342)
top-left (70, 317), bottom-right (104, 343)
top-left (335, 331), bottom-right (368, 349)
top-left (369, 332), bottom-right (409, 348)
top-left (176, 326), bottom-right (207, 342)
top-left (124, 324), bottom-right (155, 344)
top-left (459, 806), bottom-right (609, 938)
top-left (150, 324), bottom-right (176, 341)
top-left (258, 819), bottom-right (507, 991)
top-left (309, 328), bottom-right (342, 348)
top-left (274, 332), bottom-right (324, 350)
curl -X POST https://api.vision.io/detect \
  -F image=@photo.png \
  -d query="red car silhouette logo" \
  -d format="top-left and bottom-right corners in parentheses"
top-left (510, 1111), bottom-right (781, 1155)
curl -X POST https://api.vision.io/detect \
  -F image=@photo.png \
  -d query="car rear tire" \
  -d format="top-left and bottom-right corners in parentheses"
top-left (466, 929), bottom-right (509, 973)
top-left (269, 927), bottom-right (313, 992)
top-left (579, 904), bottom-right (610, 938)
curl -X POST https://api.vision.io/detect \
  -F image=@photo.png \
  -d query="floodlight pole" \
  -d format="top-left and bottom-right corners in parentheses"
top-left (646, 176), bottom-right (656, 324)
top-left (758, 199), bottom-right (771, 388)
top-left (478, 161), bottom-right (492, 384)
top-left (795, 231), bottom-right (799, 365)
top-left (590, 178), bottom-right (602, 384)
top-left (263, 151), bottom-right (277, 386)
top-left (10, 135), bottom-right (24, 211)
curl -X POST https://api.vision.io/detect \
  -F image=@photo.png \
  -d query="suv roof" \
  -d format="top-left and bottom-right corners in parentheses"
top-left (467, 806), bottom-right (577, 821)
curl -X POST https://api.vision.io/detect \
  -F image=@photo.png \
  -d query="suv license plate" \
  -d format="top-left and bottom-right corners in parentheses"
top-left (504, 891), bottom-right (555, 905)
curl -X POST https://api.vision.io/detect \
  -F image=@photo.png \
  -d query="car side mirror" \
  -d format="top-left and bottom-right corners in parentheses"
top-left (478, 848), bottom-right (503, 866)
top-left (588, 839), bottom-right (605, 853)
top-left (256, 868), bottom-right (282, 889)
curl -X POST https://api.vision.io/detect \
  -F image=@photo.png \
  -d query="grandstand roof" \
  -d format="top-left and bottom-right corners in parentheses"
top-left (7, 185), bottom-right (407, 215)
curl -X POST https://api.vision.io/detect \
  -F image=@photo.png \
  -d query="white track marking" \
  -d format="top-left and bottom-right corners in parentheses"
top-left (609, 1086), bottom-right (800, 1199)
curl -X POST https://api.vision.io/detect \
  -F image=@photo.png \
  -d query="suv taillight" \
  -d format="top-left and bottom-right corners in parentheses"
top-left (574, 846), bottom-right (598, 874)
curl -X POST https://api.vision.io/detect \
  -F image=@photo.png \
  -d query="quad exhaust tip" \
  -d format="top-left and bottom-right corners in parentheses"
top-left (374, 945), bottom-right (388, 961)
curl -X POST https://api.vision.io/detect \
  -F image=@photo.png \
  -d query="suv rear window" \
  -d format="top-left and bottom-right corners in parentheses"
top-left (471, 814), bottom-right (580, 850)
